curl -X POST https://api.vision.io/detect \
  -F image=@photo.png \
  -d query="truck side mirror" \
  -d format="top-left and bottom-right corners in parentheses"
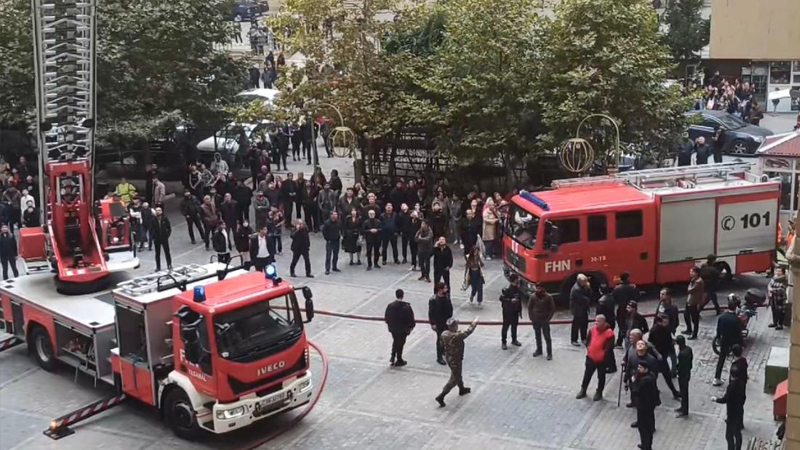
top-left (301, 287), bottom-right (315, 322)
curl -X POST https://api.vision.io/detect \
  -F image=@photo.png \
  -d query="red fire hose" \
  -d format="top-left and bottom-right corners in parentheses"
top-left (236, 340), bottom-right (329, 450)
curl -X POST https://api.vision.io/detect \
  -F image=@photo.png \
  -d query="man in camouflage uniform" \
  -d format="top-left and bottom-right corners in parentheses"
top-left (435, 317), bottom-right (479, 407)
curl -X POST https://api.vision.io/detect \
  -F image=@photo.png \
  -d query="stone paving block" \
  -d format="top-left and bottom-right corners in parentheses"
top-left (312, 321), bottom-right (395, 364)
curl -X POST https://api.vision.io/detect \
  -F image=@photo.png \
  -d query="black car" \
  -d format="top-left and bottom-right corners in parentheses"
top-left (231, 1), bottom-right (268, 21)
top-left (685, 110), bottom-right (773, 155)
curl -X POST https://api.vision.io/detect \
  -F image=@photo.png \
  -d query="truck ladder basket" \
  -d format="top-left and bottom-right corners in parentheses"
top-left (43, 393), bottom-right (126, 440)
top-left (551, 161), bottom-right (754, 190)
top-left (0, 334), bottom-right (22, 353)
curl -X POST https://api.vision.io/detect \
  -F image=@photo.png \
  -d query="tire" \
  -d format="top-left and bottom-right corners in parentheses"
top-left (164, 388), bottom-right (203, 440)
top-left (30, 326), bottom-right (57, 371)
top-left (730, 139), bottom-right (750, 155)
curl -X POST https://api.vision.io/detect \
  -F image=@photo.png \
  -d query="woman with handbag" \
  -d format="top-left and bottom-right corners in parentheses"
top-left (343, 208), bottom-right (363, 265)
top-left (465, 246), bottom-right (484, 305)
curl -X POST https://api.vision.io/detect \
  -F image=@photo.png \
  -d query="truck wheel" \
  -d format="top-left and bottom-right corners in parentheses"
top-left (164, 389), bottom-right (202, 440)
top-left (713, 261), bottom-right (733, 285)
top-left (30, 326), bottom-right (57, 371)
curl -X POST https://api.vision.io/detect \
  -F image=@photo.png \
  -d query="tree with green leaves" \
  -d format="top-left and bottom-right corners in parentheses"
top-left (537, 0), bottom-right (691, 166)
top-left (663, 0), bottom-right (710, 78)
top-left (0, 0), bottom-right (246, 152)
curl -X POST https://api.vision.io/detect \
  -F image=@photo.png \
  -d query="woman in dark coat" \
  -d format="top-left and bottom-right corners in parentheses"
top-left (343, 208), bottom-right (362, 265)
top-left (235, 220), bottom-right (253, 270)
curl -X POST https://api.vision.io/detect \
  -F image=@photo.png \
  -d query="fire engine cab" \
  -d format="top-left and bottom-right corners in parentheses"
top-left (0, 263), bottom-right (315, 439)
top-left (503, 162), bottom-right (780, 298)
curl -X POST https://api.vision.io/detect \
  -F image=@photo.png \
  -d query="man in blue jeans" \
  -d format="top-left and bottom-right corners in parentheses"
top-left (322, 211), bottom-right (342, 275)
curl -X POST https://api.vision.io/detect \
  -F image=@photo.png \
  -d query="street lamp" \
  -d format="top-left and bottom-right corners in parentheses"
top-left (308, 102), bottom-right (355, 166)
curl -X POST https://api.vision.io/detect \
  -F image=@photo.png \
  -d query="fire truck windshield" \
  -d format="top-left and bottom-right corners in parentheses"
top-left (214, 294), bottom-right (301, 360)
top-left (507, 204), bottom-right (539, 249)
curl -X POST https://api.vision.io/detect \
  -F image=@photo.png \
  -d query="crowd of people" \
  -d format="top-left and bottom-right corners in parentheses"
top-left (693, 76), bottom-right (765, 124)
top-left (247, 50), bottom-right (285, 90)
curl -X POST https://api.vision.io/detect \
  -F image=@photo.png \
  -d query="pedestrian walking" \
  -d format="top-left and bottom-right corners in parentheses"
top-left (250, 225), bottom-right (273, 272)
top-left (343, 208), bottom-right (362, 265)
top-left (289, 220), bottom-right (313, 278)
top-left (701, 254), bottom-right (723, 315)
top-left (714, 301), bottom-right (744, 386)
top-left (500, 275), bottom-right (523, 350)
top-left (528, 283), bottom-right (555, 360)
top-left (234, 220), bottom-right (253, 270)
top-left (648, 314), bottom-right (681, 399)
top-left (362, 209), bottom-right (382, 270)
top-left (435, 317), bottom-right (478, 407)
top-left (631, 360), bottom-right (660, 450)
top-left (151, 206), bottom-right (172, 272)
top-left (0, 224), bottom-right (19, 280)
top-left (612, 271), bottom-right (640, 347)
top-left (432, 236), bottom-right (453, 290)
top-left (464, 246), bottom-right (484, 304)
top-left (576, 315), bottom-right (615, 401)
top-left (714, 365), bottom-right (747, 450)
top-left (570, 274), bottom-right (592, 346)
top-left (682, 266), bottom-right (705, 340)
top-left (322, 211), bottom-right (341, 275)
top-left (416, 220), bottom-right (433, 281)
top-left (768, 266), bottom-right (788, 329)
top-left (384, 289), bottom-right (415, 367)
top-left (428, 282), bottom-right (453, 365)
top-left (674, 335), bottom-right (693, 418)
top-left (213, 222), bottom-right (231, 264)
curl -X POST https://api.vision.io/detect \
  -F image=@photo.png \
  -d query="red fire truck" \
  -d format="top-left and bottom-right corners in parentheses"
top-left (503, 162), bottom-right (780, 298)
top-left (0, 262), bottom-right (315, 439)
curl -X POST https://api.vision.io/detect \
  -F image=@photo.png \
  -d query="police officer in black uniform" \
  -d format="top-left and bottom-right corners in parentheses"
top-left (500, 274), bottom-right (523, 350)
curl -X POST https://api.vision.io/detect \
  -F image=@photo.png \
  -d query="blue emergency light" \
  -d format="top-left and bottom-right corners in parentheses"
top-left (519, 190), bottom-right (550, 211)
top-left (193, 286), bottom-right (206, 303)
top-left (264, 264), bottom-right (278, 280)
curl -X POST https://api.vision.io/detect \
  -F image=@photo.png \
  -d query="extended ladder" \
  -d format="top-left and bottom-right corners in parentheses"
top-left (551, 162), bottom-right (755, 190)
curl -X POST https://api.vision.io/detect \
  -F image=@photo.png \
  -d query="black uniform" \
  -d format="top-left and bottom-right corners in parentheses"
top-left (289, 226), bottom-right (312, 276)
top-left (500, 285), bottom-right (523, 346)
top-left (676, 344), bottom-right (693, 416)
top-left (716, 378), bottom-right (746, 450)
top-left (151, 215), bottom-right (172, 271)
top-left (321, 218), bottom-right (341, 273)
top-left (428, 293), bottom-right (453, 363)
top-left (432, 244), bottom-right (453, 291)
top-left (631, 370), bottom-right (660, 450)
top-left (384, 300), bottom-right (416, 364)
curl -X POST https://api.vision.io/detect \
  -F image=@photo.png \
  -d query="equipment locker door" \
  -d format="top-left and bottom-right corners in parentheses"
top-left (610, 207), bottom-right (657, 285)
top-left (716, 198), bottom-right (778, 257)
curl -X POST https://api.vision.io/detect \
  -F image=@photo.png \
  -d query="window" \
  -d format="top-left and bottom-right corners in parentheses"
top-left (587, 215), bottom-right (607, 241)
top-left (771, 61), bottom-right (791, 85)
top-left (554, 218), bottom-right (580, 244)
top-left (507, 205), bottom-right (540, 249)
top-left (616, 210), bottom-right (643, 239)
top-left (701, 117), bottom-right (719, 128)
top-left (215, 295), bottom-right (301, 361)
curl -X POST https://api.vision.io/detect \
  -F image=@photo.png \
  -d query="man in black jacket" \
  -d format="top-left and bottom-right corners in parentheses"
top-left (180, 190), bottom-right (205, 245)
top-left (570, 274), bottom-right (592, 346)
top-left (384, 289), bottom-right (415, 367)
top-left (714, 301), bottom-right (743, 386)
top-left (402, 208), bottom-right (421, 268)
top-left (648, 314), bottom-right (681, 399)
top-left (674, 335), bottom-right (693, 418)
top-left (322, 211), bottom-right (341, 275)
top-left (289, 220), bottom-right (313, 278)
top-left (212, 222), bottom-right (231, 264)
top-left (631, 361), bottom-right (660, 450)
top-left (432, 237), bottom-right (453, 291)
top-left (528, 284), bottom-right (555, 360)
top-left (380, 204), bottom-right (400, 265)
top-left (612, 271), bottom-right (640, 347)
top-left (151, 207), bottom-right (172, 271)
top-left (0, 224), bottom-right (19, 280)
top-left (500, 275), bottom-right (523, 350)
top-left (250, 225), bottom-right (273, 271)
top-left (701, 254), bottom-right (722, 315)
top-left (281, 173), bottom-right (298, 227)
top-left (234, 179), bottom-right (253, 224)
top-left (362, 209), bottom-right (382, 270)
top-left (714, 365), bottom-right (747, 450)
top-left (428, 282), bottom-right (453, 365)
top-left (625, 301), bottom-right (649, 349)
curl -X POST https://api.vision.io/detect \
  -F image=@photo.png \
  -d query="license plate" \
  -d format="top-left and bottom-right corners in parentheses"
top-left (257, 392), bottom-right (288, 410)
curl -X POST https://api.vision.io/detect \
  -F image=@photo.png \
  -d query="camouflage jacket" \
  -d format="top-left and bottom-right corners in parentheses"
top-left (441, 323), bottom-right (477, 363)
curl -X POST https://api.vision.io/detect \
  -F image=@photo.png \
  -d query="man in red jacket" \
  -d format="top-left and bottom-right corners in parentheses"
top-left (576, 315), bottom-right (615, 401)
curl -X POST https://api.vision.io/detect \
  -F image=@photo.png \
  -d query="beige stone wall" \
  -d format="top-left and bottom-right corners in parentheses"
top-left (709, 0), bottom-right (800, 60)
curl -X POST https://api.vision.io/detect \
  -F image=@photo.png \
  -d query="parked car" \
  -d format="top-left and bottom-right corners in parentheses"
top-left (195, 120), bottom-right (271, 163)
top-left (231, 1), bottom-right (268, 21)
top-left (685, 110), bottom-right (773, 155)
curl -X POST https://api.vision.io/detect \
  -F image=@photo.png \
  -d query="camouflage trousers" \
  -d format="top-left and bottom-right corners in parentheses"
top-left (441, 361), bottom-right (464, 396)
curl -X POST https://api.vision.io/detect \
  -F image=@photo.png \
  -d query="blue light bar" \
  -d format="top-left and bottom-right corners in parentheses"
top-left (193, 286), bottom-right (206, 303)
top-left (264, 264), bottom-right (278, 280)
top-left (519, 190), bottom-right (550, 211)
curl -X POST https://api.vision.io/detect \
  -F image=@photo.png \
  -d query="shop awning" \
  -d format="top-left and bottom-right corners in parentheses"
top-left (757, 131), bottom-right (800, 157)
